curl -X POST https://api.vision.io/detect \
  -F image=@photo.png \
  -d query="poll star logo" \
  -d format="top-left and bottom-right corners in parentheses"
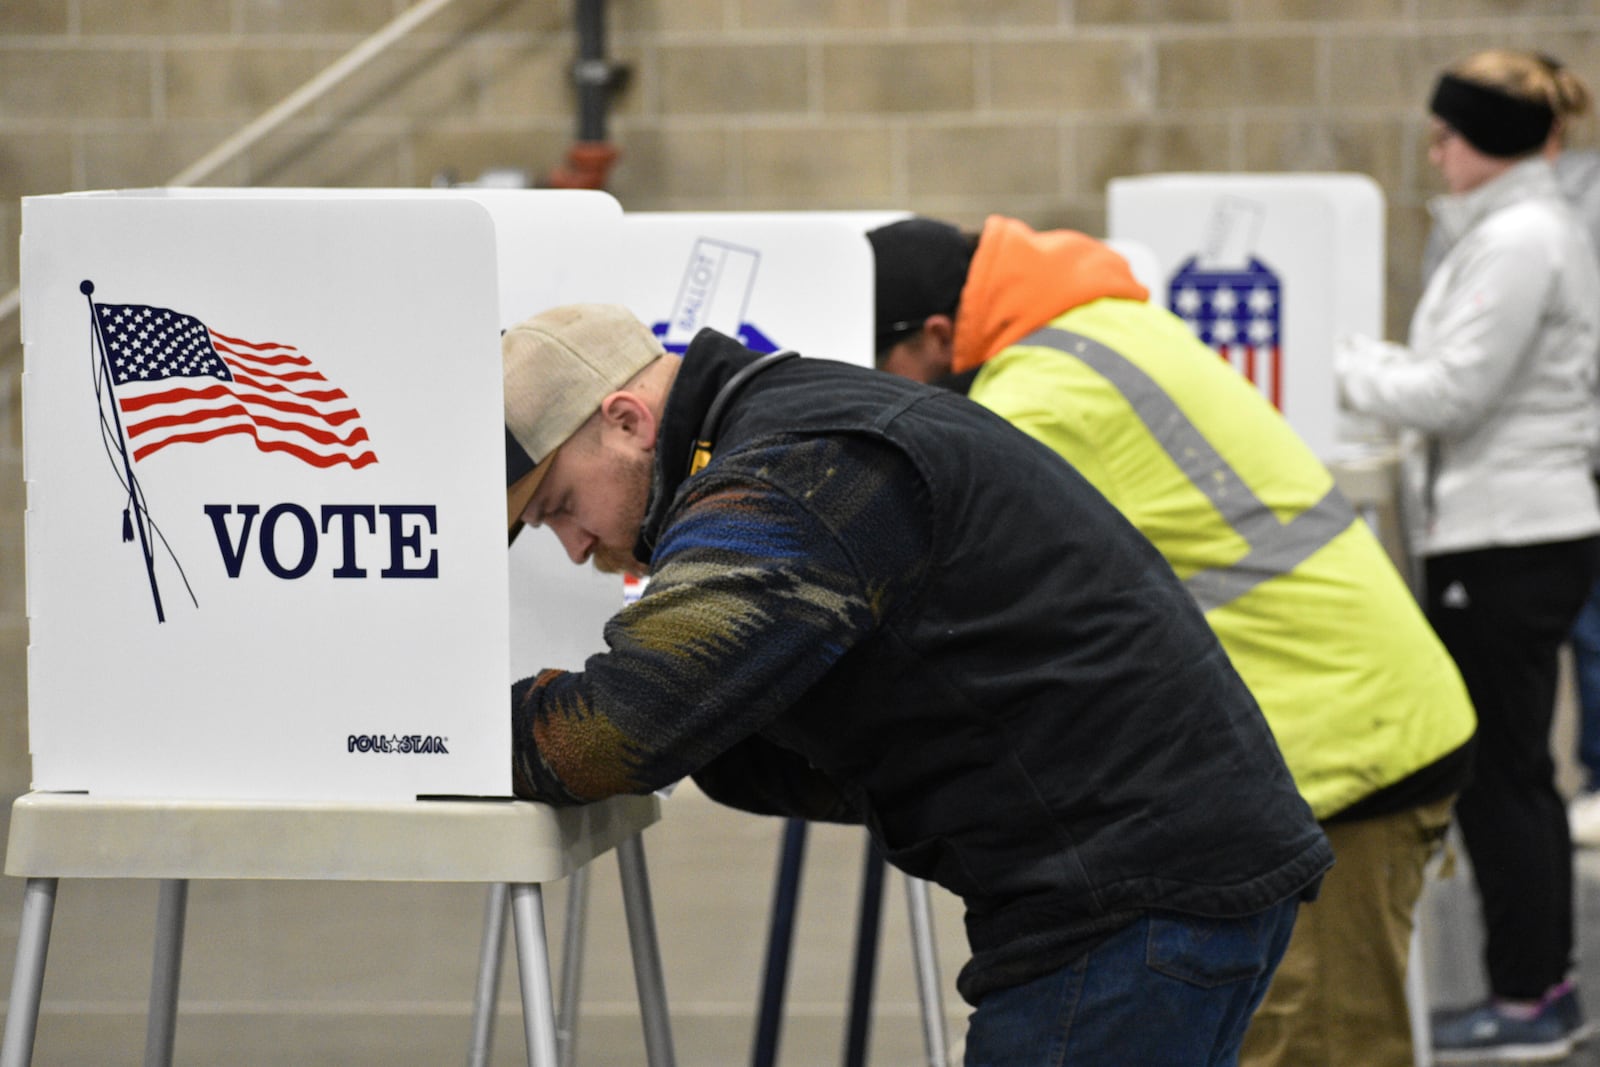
top-left (80, 280), bottom-right (433, 625)
top-left (347, 733), bottom-right (451, 755)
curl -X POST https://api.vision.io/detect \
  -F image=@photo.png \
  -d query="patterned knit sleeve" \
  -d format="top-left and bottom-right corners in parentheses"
top-left (510, 435), bottom-right (932, 807)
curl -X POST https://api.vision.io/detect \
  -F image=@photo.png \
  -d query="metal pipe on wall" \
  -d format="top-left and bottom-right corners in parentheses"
top-left (574, 0), bottom-right (612, 143)
top-left (542, 0), bottom-right (628, 190)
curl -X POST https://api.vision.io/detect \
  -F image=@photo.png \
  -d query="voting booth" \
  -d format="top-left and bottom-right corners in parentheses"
top-left (20, 192), bottom-right (884, 802)
top-left (19, 187), bottom-right (634, 802)
top-left (1107, 174), bottom-right (1385, 458)
top-left (506, 210), bottom-right (886, 678)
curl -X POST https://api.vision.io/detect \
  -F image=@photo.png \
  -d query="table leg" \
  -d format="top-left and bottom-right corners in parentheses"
top-left (1408, 918), bottom-right (1431, 1067)
top-left (0, 877), bottom-right (58, 1067)
top-left (510, 883), bottom-right (559, 1067)
top-left (844, 842), bottom-right (887, 1067)
top-left (468, 883), bottom-right (509, 1067)
top-left (143, 879), bottom-right (188, 1067)
top-left (904, 876), bottom-right (951, 1067)
top-left (557, 863), bottom-right (590, 1067)
top-left (753, 818), bottom-right (808, 1067)
top-left (616, 833), bottom-right (676, 1067)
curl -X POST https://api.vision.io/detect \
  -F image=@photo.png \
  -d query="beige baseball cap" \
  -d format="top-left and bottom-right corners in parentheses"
top-left (504, 304), bottom-right (664, 537)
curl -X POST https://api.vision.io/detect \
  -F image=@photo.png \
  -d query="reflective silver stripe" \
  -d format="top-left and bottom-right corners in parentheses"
top-left (1018, 326), bottom-right (1356, 613)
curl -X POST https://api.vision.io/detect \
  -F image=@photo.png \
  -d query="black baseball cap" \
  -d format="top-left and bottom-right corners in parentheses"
top-left (867, 217), bottom-right (975, 354)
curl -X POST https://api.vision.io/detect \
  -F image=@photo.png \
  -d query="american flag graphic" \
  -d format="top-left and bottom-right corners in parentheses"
top-left (91, 301), bottom-right (378, 469)
top-left (1168, 257), bottom-right (1284, 411)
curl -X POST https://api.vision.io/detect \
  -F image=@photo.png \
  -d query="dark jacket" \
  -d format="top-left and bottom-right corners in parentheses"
top-left (512, 328), bottom-right (1331, 1003)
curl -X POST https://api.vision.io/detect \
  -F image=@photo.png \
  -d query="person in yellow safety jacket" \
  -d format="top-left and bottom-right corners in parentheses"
top-left (870, 215), bottom-right (1477, 1067)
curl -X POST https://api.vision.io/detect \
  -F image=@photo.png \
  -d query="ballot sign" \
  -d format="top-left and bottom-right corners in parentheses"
top-left (618, 211), bottom-right (889, 367)
top-left (1108, 174), bottom-right (1385, 457)
top-left (1170, 254), bottom-right (1285, 410)
top-left (654, 236), bottom-right (781, 353)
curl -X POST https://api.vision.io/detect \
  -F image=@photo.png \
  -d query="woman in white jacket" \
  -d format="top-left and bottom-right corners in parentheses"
top-left (1337, 49), bottom-right (1600, 1063)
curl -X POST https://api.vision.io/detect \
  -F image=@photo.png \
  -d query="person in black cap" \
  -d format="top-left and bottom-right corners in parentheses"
top-left (869, 214), bottom-right (1476, 1067)
top-left (503, 303), bottom-right (1333, 1065)
top-left (1337, 48), bottom-right (1600, 1062)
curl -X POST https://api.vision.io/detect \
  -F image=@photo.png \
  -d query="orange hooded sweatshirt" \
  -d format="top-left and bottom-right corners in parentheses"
top-left (950, 216), bottom-right (1150, 375)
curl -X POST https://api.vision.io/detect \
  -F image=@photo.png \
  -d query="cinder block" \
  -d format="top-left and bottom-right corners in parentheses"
top-left (1077, 0), bottom-right (1230, 26)
top-left (0, 48), bottom-right (154, 120)
top-left (906, 123), bottom-right (1061, 197)
top-left (606, 127), bottom-right (738, 206)
top-left (741, 125), bottom-right (895, 203)
top-left (0, 131), bottom-right (74, 199)
top-left (1072, 119), bottom-right (1236, 196)
top-left (1155, 34), bottom-right (1318, 109)
top-left (163, 44), bottom-right (335, 120)
top-left (990, 37), bottom-right (1150, 113)
top-left (236, 0), bottom-right (394, 34)
top-left (661, 43), bottom-right (809, 115)
top-left (822, 42), bottom-right (975, 114)
top-left (80, 0), bottom-right (229, 35)
top-left (82, 123), bottom-right (249, 188)
top-left (738, 0), bottom-right (891, 31)
top-left (906, 0), bottom-right (1059, 28)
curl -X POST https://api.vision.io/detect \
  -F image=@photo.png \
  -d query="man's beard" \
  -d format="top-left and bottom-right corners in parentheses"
top-left (588, 446), bottom-right (653, 577)
top-left (591, 545), bottom-right (647, 576)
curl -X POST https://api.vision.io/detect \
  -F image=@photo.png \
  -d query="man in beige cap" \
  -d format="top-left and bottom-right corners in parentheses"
top-left (502, 302), bottom-right (1332, 1066)
top-left (504, 303), bottom-right (670, 572)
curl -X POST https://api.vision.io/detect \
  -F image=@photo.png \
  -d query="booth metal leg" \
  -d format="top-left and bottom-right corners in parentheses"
top-left (752, 818), bottom-right (808, 1067)
top-left (904, 876), bottom-right (950, 1067)
top-left (0, 877), bottom-right (58, 1067)
top-left (843, 841), bottom-right (887, 1067)
top-left (617, 833), bottom-right (676, 1067)
top-left (510, 883), bottom-right (560, 1067)
top-left (557, 863), bottom-right (591, 1067)
top-left (1408, 917), bottom-right (1431, 1067)
top-left (143, 878), bottom-right (188, 1067)
top-left (468, 883), bottom-right (509, 1067)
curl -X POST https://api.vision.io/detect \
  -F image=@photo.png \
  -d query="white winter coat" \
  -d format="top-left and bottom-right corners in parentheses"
top-left (1336, 157), bottom-right (1600, 557)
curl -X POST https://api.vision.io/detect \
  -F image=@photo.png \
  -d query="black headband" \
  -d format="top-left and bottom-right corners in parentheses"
top-left (1429, 73), bottom-right (1555, 158)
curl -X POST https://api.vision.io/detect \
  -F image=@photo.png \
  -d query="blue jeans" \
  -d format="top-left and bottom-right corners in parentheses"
top-left (1573, 576), bottom-right (1600, 788)
top-left (964, 898), bottom-right (1300, 1067)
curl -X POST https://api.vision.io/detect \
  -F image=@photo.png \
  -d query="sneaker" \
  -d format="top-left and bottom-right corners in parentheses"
top-left (1546, 981), bottom-right (1597, 1045)
top-left (1569, 790), bottom-right (1600, 848)
top-left (1431, 1000), bottom-right (1572, 1063)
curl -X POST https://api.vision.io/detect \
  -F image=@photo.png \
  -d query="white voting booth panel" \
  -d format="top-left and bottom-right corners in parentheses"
top-left (23, 195), bottom-right (886, 798)
top-left (505, 210), bottom-right (881, 680)
top-left (1106, 174), bottom-right (1384, 457)
top-left (21, 188), bottom-right (621, 801)
top-left (617, 212), bottom-right (883, 365)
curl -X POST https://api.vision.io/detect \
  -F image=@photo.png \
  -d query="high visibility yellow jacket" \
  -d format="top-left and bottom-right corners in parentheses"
top-left (954, 217), bottom-right (1475, 819)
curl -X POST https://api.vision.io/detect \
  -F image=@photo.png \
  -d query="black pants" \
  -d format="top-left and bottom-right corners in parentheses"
top-left (1426, 536), bottom-right (1600, 1000)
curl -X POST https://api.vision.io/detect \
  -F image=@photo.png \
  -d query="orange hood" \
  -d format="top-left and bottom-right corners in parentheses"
top-left (951, 216), bottom-right (1148, 375)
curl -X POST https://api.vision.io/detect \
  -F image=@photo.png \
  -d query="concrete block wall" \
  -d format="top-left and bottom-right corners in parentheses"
top-left (2, 0), bottom-right (1599, 771)
top-left (1, 0), bottom-right (1598, 768)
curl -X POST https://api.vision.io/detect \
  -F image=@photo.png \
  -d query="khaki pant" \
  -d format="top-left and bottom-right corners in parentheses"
top-left (1239, 794), bottom-right (1455, 1067)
